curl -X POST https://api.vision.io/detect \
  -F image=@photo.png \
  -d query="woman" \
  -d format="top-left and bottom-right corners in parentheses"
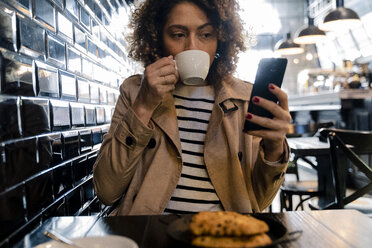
top-left (93, 0), bottom-right (291, 215)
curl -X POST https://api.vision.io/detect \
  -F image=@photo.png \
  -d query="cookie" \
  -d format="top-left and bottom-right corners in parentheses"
top-left (191, 233), bottom-right (272, 248)
top-left (189, 211), bottom-right (269, 237)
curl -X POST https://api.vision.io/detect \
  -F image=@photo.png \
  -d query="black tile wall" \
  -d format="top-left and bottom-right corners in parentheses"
top-left (0, 0), bottom-right (136, 246)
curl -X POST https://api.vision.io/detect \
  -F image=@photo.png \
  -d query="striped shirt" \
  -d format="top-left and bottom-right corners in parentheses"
top-left (164, 84), bottom-right (223, 214)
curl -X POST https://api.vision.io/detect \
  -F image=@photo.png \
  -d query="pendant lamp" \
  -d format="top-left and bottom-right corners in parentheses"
top-left (319, 0), bottom-right (361, 31)
top-left (275, 33), bottom-right (304, 56)
top-left (294, 17), bottom-right (326, 44)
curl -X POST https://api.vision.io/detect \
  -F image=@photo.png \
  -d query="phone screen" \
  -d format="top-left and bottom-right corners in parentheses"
top-left (243, 58), bottom-right (288, 132)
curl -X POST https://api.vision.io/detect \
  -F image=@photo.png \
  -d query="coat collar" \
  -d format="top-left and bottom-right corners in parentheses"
top-left (214, 76), bottom-right (252, 114)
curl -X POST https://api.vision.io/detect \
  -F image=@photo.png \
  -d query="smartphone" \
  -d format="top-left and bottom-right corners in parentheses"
top-left (243, 58), bottom-right (288, 132)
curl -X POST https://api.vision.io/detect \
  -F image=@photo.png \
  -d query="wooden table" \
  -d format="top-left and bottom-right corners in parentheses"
top-left (287, 137), bottom-right (336, 203)
top-left (12, 210), bottom-right (372, 248)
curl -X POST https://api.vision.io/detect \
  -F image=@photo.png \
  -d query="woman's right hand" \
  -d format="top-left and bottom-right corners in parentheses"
top-left (133, 56), bottom-right (178, 125)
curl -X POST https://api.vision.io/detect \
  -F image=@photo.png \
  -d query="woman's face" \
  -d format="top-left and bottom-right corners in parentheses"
top-left (162, 1), bottom-right (218, 66)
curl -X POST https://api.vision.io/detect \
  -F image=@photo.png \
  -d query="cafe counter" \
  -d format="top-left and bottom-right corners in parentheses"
top-left (289, 89), bottom-right (372, 131)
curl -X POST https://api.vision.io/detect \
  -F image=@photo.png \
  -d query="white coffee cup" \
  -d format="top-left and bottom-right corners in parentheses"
top-left (174, 50), bottom-right (210, 86)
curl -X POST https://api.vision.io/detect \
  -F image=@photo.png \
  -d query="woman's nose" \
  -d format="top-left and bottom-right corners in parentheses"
top-left (185, 35), bottom-right (198, 50)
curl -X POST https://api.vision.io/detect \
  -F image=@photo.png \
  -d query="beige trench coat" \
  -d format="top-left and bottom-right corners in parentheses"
top-left (93, 75), bottom-right (289, 215)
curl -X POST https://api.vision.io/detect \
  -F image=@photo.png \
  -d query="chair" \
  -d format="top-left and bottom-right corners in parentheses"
top-left (309, 128), bottom-right (372, 215)
top-left (280, 153), bottom-right (320, 211)
top-left (280, 122), bottom-right (334, 211)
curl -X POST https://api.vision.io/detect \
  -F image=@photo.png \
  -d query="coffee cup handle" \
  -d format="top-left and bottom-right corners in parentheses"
top-left (173, 60), bottom-right (178, 70)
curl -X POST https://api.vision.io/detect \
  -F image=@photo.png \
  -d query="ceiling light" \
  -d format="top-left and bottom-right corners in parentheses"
top-left (294, 18), bottom-right (326, 44)
top-left (319, 0), bottom-right (361, 31)
top-left (275, 33), bottom-right (304, 56)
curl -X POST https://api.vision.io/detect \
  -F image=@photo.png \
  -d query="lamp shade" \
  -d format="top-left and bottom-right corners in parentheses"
top-left (319, 7), bottom-right (361, 31)
top-left (275, 33), bottom-right (304, 55)
top-left (294, 18), bottom-right (326, 44)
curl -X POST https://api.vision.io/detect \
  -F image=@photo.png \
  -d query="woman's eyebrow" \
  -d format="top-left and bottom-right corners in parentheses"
top-left (166, 23), bottom-right (214, 31)
top-left (197, 23), bottom-right (214, 30)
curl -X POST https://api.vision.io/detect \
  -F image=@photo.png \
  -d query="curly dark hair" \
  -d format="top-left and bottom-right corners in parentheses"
top-left (128, 0), bottom-right (247, 83)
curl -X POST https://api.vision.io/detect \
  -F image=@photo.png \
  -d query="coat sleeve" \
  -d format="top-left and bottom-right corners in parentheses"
top-left (251, 139), bottom-right (289, 211)
top-left (93, 77), bottom-right (153, 205)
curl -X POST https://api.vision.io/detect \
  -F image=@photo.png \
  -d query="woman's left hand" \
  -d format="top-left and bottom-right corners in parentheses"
top-left (244, 83), bottom-right (291, 162)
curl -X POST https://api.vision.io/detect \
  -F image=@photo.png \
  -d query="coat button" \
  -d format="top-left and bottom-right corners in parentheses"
top-left (125, 136), bottom-right (134, 146)
top-left (147, 138), bottom-right (156, 148)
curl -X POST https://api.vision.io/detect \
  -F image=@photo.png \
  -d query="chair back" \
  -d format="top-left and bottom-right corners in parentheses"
top-left (319, 128), bottom-right (372, 209)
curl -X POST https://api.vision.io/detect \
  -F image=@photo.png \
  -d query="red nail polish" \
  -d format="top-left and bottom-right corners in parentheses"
top-left (269, 84), bottom-right (275, 90)
top-left (246, 113), bottom-right (253, 119)
top-left (253, 97), bottom-right (259, 103)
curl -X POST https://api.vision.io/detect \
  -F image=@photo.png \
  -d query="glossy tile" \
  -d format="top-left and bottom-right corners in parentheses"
top-left (60, 71), bottom-right (77, 101)
top-left (90, 83), bottom-right (99, 104)
top-left (57, 12), bottom-right (73, 40)
top-left (91, 18), bottom-right (100, 39)
top-left (65, 0), bottom-right (78, 18)
top-left (82, 57), bottom-right (93, 77)
top-left (77, 78), bottom-right (90, 103)
top-left (34, 0), bottom-right (55, 29)
top-left (79, 4), bottom-right (90, 31)
top-left (87, 38), bottom-right (97, 58)
top-left (67, 46), bottom-right (81, 73)
top-left (14, 0), bottom-right (30, 9)
top-left (104, 106), bottom-right (113, 123)
top-left (92, 127), bottom-right (101, 146)
top-left (99, 88), bottom-right (107, 104)
top-left (21, 98), bottom-right (51, 137)
top-left (107, 91), bottom-right (115, 105)
top-left (52, 162), bottom-right (73, 199)
top-left (46, 34), bottom-right (66, 67)
top-left (83, 179), bottom-right (94, 202)
top-left (96, 106), bottom-right (105, 124)
top-left (2, 55), bottom-right (35, 96)
top-left (73, 157), bottom-right (89, 183)
top-left (101, 125), bottom-right (109, 137)
top-left (36, 62), bottom-right (59, 98)
top-left (85, 105), bottom-right (96, 126)
top-left (0, 96), bottom-right (21, 142)
top-left (62, 130), bottom-right (79, 159)
top-left (50, 100), bottom-right (70, 130)
top-left (3, 138), bottom-right (37, 187)
top-left (79, 129), bottom-right (92, 153)
top-left (0, 185), bottom-right (26, 241)
top-left (70, 102), bottom-right (85, 127)
top-left (0, 6), bottom-right (16, 51)
top-left (18, 17), bottom-right (45, 58)
top-left (39, 133), bottom-right (62, 166)
top-left (25, 172), bottom-right (53, 218)
top-left (74, 26), bottom-right (86, 51)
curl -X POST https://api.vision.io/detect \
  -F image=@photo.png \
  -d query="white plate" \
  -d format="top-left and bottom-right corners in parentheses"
top-left (35, 235), bottom-right (138, 248)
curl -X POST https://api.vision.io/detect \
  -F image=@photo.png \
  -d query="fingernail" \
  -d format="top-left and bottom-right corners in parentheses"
top-left (269, 84), bottom-right (275, 90)
top-left (246, 113), bottom-right (253, 119)
top-left (253, 97), bottom-right (259, 103)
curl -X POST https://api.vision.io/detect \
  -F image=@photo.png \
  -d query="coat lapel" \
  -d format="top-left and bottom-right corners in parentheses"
top-left (204, 76), bottom-right (253, 211)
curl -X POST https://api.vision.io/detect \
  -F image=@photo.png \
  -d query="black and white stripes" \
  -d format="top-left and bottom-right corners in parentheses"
top-left (164, 84), bottom-right (223, 214)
